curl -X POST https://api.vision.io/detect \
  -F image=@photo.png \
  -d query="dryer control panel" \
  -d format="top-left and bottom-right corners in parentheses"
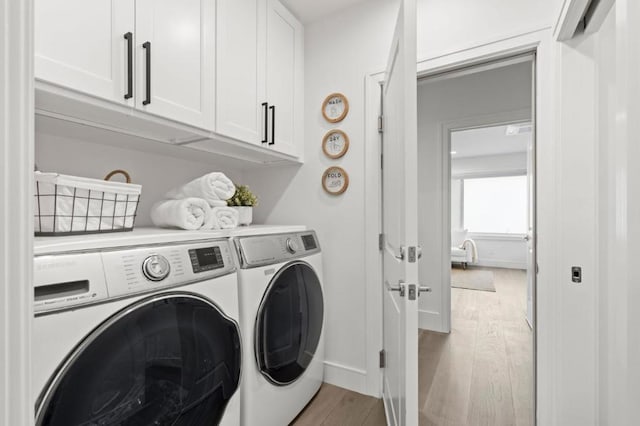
top-left (235, 231), bottom-right (321, 269)
top-left (34, 239), bottom-right (235, 314)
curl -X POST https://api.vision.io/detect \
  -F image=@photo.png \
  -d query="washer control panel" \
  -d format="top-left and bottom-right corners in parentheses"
top-left (235, 231), bottom-right (321, 268)
top-left (189, 246), bottom-right (225, 273)
top-left (34, 238), bottom-right (235, 314)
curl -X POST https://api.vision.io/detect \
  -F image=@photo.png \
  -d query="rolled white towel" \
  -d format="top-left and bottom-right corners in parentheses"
top-left (209, 199), bottom-right (228, 207)
top-left (205, 207), bottom-right (239, 230)
top-left (165, 173), bottom-right (236, 205)
top-left (150, 198), bottom-right (211, 230)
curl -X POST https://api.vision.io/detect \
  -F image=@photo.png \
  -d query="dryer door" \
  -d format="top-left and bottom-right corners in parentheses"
top-left (36, 294), bottom-right (241, 426)
top-left (255, 261), bottom-right (324, 385)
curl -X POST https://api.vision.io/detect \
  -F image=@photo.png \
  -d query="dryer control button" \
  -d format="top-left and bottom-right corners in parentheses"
top-left (142, 255), bottom-right (171, 282)
top-left (285, 238), bottom-right (299, 254)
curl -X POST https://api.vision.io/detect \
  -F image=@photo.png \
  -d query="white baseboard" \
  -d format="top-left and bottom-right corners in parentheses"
top-left (475, 259), bottom-right (527, 269)
top-left (418, 309), bottom-right (447, 332)
top-left (323, 360), bottom-right (372, 396)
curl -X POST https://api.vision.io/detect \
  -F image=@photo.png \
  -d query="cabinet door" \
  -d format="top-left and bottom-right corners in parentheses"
top-left (35, 0), bottom-right (134, 105)
top-left (265, 0), bottom-right (303, 157)
top-left (216, 0), bottom-right (267, 145)
top-left (135, 0), bottom-right (215, 130)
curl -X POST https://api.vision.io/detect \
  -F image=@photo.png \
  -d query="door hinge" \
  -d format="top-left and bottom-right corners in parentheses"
top-left (378, 115), bottom-right (383, 133)
top-left (379, 349), bottom-right (386, 368)
top-left (379, 233), bottom-right (385, 251)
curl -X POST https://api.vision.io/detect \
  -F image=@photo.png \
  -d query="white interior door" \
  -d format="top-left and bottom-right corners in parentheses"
top-left (381, 0), bottom-right (419, 425)
top-left (526, 58), bottom-right (536, 329)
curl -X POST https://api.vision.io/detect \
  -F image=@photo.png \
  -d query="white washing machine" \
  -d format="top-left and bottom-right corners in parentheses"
top-left (33, 229), bottom-right (242, 426)
top-left (233, 230), bottom-right (324, 426)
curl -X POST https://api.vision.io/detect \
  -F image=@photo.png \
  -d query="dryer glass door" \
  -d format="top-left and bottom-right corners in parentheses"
top-left (255, 261), bottom-right (324, 385)
top-left (36, 294), bottom-right (241, 426)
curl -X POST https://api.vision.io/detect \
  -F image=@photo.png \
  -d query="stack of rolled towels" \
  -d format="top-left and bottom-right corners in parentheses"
top-left (150, 172), bottom-right (240, 230)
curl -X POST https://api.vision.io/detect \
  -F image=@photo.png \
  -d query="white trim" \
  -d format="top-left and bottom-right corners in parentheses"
top-left (0, 0), bottom-right (34, 424)
top-left (364, 28), bottom-right (555, 425)
top-left (453, 169), bottom-right (528, 179)
top-left (474, 260), bottom-right (528, 270)
top-left (584, 0), bottom-right (615, 36)
top-left (364, 72), bottom-right (385, 398)
top-left (554, 0), bottom-right (591, 41)
top-left (468, 232), bottom-right (528, 241)
top-left (323, 360), bottom-right (369, 395)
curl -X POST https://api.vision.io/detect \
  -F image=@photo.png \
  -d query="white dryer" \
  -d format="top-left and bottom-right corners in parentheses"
top-left (233, 230), bottom-right (324, 426)
top-left (33, 230), bottom-right (242, 426)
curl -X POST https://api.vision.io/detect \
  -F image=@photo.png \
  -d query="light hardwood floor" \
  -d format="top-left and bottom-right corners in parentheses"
top-left (419, 267), bottom-right (533, 426)
top-left (294, 267), bottom-right (532, 426)
top-left (291, 383), bottom-right (386, 426)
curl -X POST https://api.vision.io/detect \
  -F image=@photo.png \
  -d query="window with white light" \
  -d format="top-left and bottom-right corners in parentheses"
top-left (463, 175), bottom-right (527, 234)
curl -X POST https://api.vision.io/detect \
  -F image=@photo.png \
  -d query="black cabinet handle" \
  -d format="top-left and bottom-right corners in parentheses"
top-left (269, 105), bottom-right (275, 145)
top-left (142, 41), bottom-right (151, 105)
top-left (124, 32), bottom-right (133, 99)
top-left (262, 102), bottom-right (268, 143)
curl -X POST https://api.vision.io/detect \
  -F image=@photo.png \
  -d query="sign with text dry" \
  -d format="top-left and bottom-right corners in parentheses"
top-left (322, 129), bottom-right (350, 159)
top-left (322, 166), bottom-right (349, 195)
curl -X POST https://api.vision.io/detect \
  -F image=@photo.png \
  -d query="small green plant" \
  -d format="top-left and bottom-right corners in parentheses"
top-left (227, 185), bottom-right (258, 207)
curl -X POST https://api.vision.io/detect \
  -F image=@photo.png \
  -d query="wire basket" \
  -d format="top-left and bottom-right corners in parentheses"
top-left (34, 169), bottom-right (142, 236)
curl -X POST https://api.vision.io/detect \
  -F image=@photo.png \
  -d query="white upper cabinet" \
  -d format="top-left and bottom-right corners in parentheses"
top-left (265, 0), bottom-right (303, 157)
top-left (216, 0), bottom-right (266, 145)
top-left (216, 0), bottom-right (303, 158)
top-left (34, 0), bottom-right (303, 164)
top-left (35, 0), bottom-right (134, 105)
top-left (135, 0), bottom-right (215, 130)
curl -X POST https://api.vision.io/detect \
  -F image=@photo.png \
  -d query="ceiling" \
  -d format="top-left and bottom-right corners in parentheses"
top-left (451, 124), bottom-right (531, 159)
top-left (280, 0), bottom-right (370, 24)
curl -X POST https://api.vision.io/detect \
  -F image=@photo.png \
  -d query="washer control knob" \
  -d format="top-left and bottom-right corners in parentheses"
top-left (285, 238), bottom-right (299, 254)
top-left (142, 255), bottom-right (170, 282)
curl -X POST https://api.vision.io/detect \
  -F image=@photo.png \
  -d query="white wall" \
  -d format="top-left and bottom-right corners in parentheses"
top-left (552, 16), bottom-right (604, 426)
top-left (244, 0), bottom-right (398, 395)
top-left (243, 0), bottom-right (561, 396)
top-left (416, 0), bottom-right (563, 60)
top-left (418, 62), bottom-right (532, 331)
top-left (588, 0), bottom-right (640, 425)
top-left (35, 125), bottom-right (246, 227)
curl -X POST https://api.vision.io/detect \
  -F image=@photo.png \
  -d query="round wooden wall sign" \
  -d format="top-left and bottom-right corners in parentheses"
top-left (322, 166), bottom-right (349, 195)
top-left (322, 130), bottom-right (350, 159)
top-left (322, 93), bottom-right (349, 123)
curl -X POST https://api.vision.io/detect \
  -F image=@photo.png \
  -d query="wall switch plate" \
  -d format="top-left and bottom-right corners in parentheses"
top-left (571, 266), bottom-right (582, 283)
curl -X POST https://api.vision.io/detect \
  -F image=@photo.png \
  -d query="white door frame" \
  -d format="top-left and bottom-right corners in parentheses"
top-left (0, 0), bottom-right (34, 425)
top-left (439, 108), bottom-right (533, 334)
top-left (364, 28), bottom-right (556, 424)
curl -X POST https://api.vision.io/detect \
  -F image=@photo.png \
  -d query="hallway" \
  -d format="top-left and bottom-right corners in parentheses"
top-left (419, 268), bottom-right (533, 426)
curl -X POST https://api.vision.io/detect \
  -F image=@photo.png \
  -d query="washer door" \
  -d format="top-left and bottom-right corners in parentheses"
top-left (37, 294), bottom-right (241, 426)
top-left (255, 261), bottom-right (324, 385)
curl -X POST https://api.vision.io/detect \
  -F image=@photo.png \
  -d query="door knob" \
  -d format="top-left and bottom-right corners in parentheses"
top-left (385, 280), bottom-right (406, 297)
top-left (418, 285), bottom-right (432, 297)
